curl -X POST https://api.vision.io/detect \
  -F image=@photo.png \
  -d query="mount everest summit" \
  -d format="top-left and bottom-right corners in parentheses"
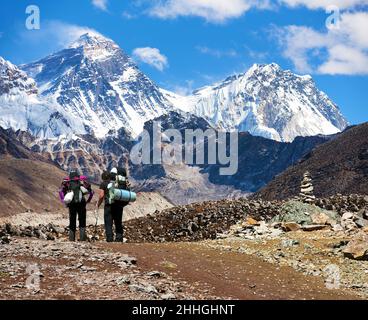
top-left (0, 32), bottom-right (348, 143)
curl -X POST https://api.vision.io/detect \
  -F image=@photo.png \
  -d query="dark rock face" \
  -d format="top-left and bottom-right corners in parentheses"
top-left (255, 123), bottom-right (368, 200)
top-left (0, 127), bottom-right (48, 161)
top-left (0, 57), bottom-right (38, 95)
top-left (14, 110), bottom-right (329, 199)
top-left (133, 111), bottom-right (329, 193)
top-left (203, 132), bottom-right (330, 192)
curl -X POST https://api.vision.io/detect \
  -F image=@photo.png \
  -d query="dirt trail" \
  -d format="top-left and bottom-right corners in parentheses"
top-left (102, 241), bottom-right (359, 300)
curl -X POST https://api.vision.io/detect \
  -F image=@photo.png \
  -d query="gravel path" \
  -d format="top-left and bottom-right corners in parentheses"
top-left (0, 237), bottom-right (360, 300)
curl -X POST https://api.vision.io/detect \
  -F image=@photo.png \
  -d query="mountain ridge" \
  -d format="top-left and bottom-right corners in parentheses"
top-left (6, 32), bottom-right (348, 142)
top-left (254, 122), bottom-right (368, 200)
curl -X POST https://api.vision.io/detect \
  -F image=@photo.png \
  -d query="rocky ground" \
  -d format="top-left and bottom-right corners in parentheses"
top-left (0, 237), bottom-right (361, 300)
top-left (0, 238), bottom-right (223, 300)
top-left (1, 194), bottom-right (367, 300)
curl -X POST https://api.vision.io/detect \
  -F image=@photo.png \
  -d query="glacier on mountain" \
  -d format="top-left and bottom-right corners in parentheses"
top-left (165, 63), bottom-right (348, 142)
top-left (21, 33), bottom-right (174, 138)
top-left (0, 33), bottom-right (348, 143)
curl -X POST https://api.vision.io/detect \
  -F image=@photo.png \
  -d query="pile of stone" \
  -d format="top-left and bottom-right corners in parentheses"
top-left (123, 198), bottom-right (283, 243)
top-left (299, 171), bottom-right (316, 204)
top-left (270, 200), bottom-right (339, 231)
top-left (218, 217), bottom-right (284, 240)
top-left (315, 194), bottom-right (368, 214)
top-left (339, 211), bottom-right (368, 232)
top-left (0, 228), bottom-right (11, 244)
top-left (0, 223), bottom-right (65, 242)
top-left (218, 200), bottom-right (344, 240)
top-left (0, 199), bottom-right (284, 244)
top-left (2, 195), bottom-right (367, 246)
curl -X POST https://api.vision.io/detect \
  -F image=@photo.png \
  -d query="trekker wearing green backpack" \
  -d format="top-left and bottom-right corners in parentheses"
top-left (97, 167), bottom-right (133, 242)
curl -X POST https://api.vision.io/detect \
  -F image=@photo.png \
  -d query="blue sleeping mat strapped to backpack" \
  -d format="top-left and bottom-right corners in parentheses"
top-left (112, 189), bottom-right (137, 202)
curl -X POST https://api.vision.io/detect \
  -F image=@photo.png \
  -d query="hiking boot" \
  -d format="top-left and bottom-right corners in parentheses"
top-left (69, 230), bottom-right (76, 242)
top-left (115, 233), bottom-right (123, 242)
top-left (79, 228), bottom-right (87, 242)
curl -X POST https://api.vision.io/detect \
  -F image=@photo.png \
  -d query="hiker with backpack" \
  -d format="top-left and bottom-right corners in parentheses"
top-left (59, 170), bottom-right (94, 241)
top-left (97, 167), bottom-right (135, 242)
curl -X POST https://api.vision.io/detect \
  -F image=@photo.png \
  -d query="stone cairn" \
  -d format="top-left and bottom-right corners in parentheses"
top-left (299, 171), bottom-right (316, 204)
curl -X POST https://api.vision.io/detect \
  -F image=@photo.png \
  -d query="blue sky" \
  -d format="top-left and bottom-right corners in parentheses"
top-left (0, 0), bottom-right (367, 124)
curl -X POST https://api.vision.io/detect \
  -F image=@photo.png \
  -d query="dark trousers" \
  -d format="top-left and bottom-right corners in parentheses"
top-left (69, 202), bottom-right (87, 232)
top-left (104, 204), bottom-right (124, 242)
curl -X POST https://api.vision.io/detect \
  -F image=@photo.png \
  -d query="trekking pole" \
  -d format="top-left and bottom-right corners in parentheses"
top-left (93, 208), bottom-right (99, 241)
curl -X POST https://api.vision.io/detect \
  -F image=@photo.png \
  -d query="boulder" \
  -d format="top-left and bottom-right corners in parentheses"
top-left (342, 212), bottom-right (354, 220)
top-left (332, 224), bottom-right (344, 232)
top-left (271, 200), bottom-right (338, 226)
top-left (311, 212), bottom-right (333, 225)
top-left (343, 233), bottom-right (368, 260)
top-left (244, 217), bottom-right (259, 226)
top-left (281, 222), bottom-right (301, 232)
top-left (354, 218), bottom-right (368, 228)
top-left (161, 293), bottom-right (176, 300)
top-left (301, 225), bottom-right (329, 231)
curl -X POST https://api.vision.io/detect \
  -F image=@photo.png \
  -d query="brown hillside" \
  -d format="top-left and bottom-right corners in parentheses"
top-left (0, 158), bottom-right (66, 217)
top-left (0, 127), bottom-right (67, 216)
top-left (255, 123), bottom-right (368, 200)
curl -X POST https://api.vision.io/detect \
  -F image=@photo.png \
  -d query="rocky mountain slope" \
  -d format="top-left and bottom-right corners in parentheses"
top-left (0, 57), bottom-right (83, 139)
top-left (0, 31), bottom-right (354, 205)
top-left (0, 127), bottom-right (174, 218)
top-left (3, 32), bottom-right (345, 144)
top-left (255, 123), bottom-right (368, 200)
top-left (133, 111), bottom-right (331, 199)
top-left (170, 63), bottom-right (348, 142)
top-left (21, 33), bottom-right (175, 138)
top-left (17, 111), bottom-right (330, 204)
top-left (0, 127), bottom-right (67, 216)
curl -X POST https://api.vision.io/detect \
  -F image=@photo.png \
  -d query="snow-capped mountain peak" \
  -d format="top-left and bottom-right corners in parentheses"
top-left (69, 32), bottom-right (120, 62)
top-left (2, 33), bottom-right (348, 144)
top-left (21, 33), bottom-right (174, 138)
top-left (177, 63), bottom-right (348, 142)
top-left (0, 57), bottom-right (85, 139)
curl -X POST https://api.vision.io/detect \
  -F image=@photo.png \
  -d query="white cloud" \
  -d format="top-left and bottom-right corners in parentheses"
top-left (132, 47), bottom-right (169, 71)
top-left (274, 11), bottom-right (368, 75)
top-left (18, 21), bottom-right (104, 52)
top-left (196, 46), bottom-right (238, 58)
top-left (144, 0), bottom-right (367, 23)
top-left (319, 44), bottom-right (368, 74)
top-left (92, 0), bottom-right (108, 11)
top-left (279, 0), bottom-right (368, 10)
top-left (148, 0), bottom-right (272, 23)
